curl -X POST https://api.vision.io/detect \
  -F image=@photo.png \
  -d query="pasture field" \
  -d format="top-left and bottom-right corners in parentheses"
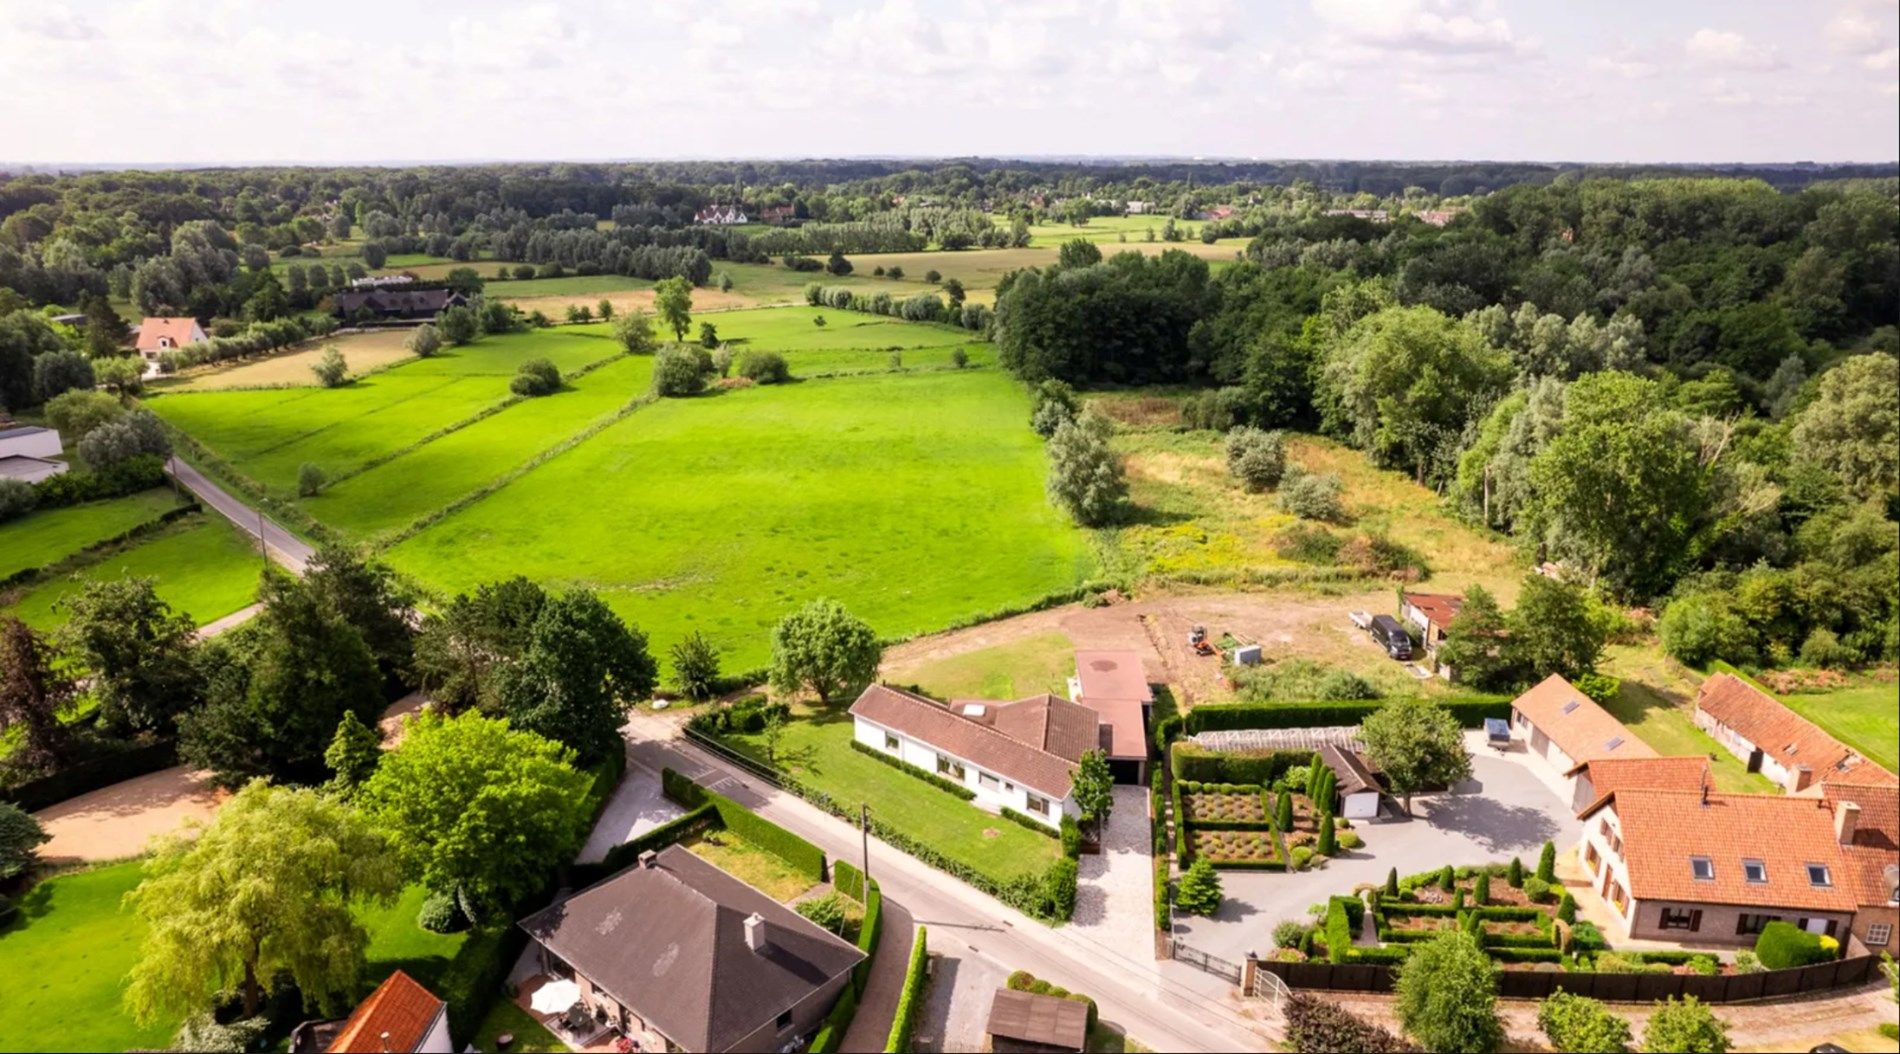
top-left (694, 305), bottom-right (979, 353)
top-left (0, 489), bottom-right (185, 582)
top-left (385, 368), bottom-right (1096, 671)
top-left (1, 515), bottom-right (263, 631)
top-left (1020, 213), bottom-right (1252, 249)
top-left (154, 328), bottom-right (420, 392)
top-left (886, 630), bottom-right (1078, 700)
top-left (150, 325), bottom-right (624, 492)
top-left (308, 353), bottom-right (655, 541)
top-left (0, 863), bottom-right (466, 1054)
top-left (1767, 678), bottom-right (1898, 773)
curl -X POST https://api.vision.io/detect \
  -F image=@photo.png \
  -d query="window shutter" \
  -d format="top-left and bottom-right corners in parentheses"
top-left (1689, 909), bottom-right (1702, 932)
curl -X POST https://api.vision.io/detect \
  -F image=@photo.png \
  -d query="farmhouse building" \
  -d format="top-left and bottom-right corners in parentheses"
top-left (756, 204), bottom-right (796, 225)
top-left (134, 316), bottom-right (206, 363)
top-left (694, 205), bottom-right (748, 225)
top-left (0, 425), bottom-right (69, 483)
top-left (1510, 674), bottom-right (1657, 799)
top-left (1068, 649), bottom-right (1154, 783)
top-left (519, 845), bottom-right (863, 1053)
top-left (849, 684), bottom-right (1103, 828)
top-left (1693, 673), bottom-right (1896, 793)
top-left (1568, 754), bottom-right (1712, 816)
top-left (1821, 779), bottom-right (1900, 952)
top-left (1577, 786), bottom-right (1897, 948)
top-left (296, 970), bottom-right (451, 1053)
top-left (330, 288), bottom-right (467, 322)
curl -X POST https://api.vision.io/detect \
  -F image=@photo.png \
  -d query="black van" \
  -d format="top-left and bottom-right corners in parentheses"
top-left (1369, 615), bottom-right (1414, 660)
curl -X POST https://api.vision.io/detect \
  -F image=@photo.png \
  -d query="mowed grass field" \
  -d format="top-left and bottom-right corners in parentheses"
top-left (1, 515), bottom-right (263, 631)
top-left (154, 328), bottom-right (420, 392)
top-left (1764, 679), bottom-right (1899, 773)
top-left (386, 368), bottom-right (1096, 671)
top-left (0, 489), bottom-right (185, 582)
top-left (150, 325), bottom-right (625, 492)
top-left (0, 863), bottom-right (467, 1054)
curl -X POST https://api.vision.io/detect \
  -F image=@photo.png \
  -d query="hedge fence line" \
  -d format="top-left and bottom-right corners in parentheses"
top-left (1180, 695), bottom-right (1513, 735)
top-left (847, 738), bottom-right (976, 800)
top-left (884, 925), bottom-right (930, 1053)
top-left (0, 499), bottom-right (198, 591)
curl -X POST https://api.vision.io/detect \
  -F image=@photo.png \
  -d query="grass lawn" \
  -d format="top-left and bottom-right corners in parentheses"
top-left (1764, 678), bottom-right (1898, 773)
top-left (0, 488), bottom-right (185, 582)
top-left (1596, 659), bottom-right (1777, 794)
top-left (308, 354), bottom-right (653, 541)
top-left (1, 515), bottom-right (263, 631)
top-left (0, 863), bottom-right (468, 1054)
top-left (693, 306), bottom-right (982, 353)
top-left (890, 630), bottom-right (1077, 700)
top-left (472, 1000), bottom-right (567, 1053)
top-left (386, 368), bottom-right (1095, 673)
top-left (153, 328), bottom-right (420, 392)
top-left (150, 326), bottom-right (624, 492)
top-left (488, 273), bottom-right (650, 299)
top-left (682, 829), bottom-right (820, 902)
top-left (718, 706), bottom-right (1063, 885)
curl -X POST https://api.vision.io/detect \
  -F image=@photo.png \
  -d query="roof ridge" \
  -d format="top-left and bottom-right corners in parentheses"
top-left (876, 683), bottom-right (1079, 769)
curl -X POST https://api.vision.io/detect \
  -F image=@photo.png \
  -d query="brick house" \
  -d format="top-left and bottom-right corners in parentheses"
top-left (1693, 673), bottom-right (1896, 793)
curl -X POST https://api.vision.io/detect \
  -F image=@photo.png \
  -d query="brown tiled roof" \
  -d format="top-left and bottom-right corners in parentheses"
top-left (519, 845), bottom-right (863, 1053)
top-left (1511, 674), bottom-right (1656, 766)
top-left (1319, 743), bottom-right (1380, 797)
top-left (1822, 780), bottom-right (1900, 850)
top-left (987, 988), bottom-right (1088, 1051)
top-left (1569, 755), bottom-right (1712, 814)
top-left (327, 970), bottom-right (445, 1053)
top-left (986, 694), bottom-right (1102, 763)
top-left (1589, 789), bottom-right (1859, 913)
top-left (1401, 591), bottom-right (1465, 629)
top-left (850, 684), bottom-right (1080, 797)
top-left (1695, 674), bottom-right (1895, 787)
top-left (1074, 650), bottom-right (1153, 704)
top-left (135, 316), bottom-right (201, 352)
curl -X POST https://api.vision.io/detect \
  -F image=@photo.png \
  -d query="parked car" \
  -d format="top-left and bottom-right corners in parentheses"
top-left (1368, 614), bottom-right (1414, 660)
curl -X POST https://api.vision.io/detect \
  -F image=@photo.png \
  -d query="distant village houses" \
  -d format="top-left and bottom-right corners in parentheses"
top-left (694, 205), bottom-right (749, 225)
top-left (331, 288), bottom-right (468, 323)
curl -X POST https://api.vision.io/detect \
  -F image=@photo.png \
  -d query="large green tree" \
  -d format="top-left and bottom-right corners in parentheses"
top-left (358, 711), bottom-right (590, 916)
top-left (124, 781), bottom-right (399, 1021)
top-left (0, 617), bottom-right (77, 770)
top-left (1395, 930), bottom-right (1502, 1054)
top-left (1435, 584), bottom-right (1524, 690)
top-left (495, 589), bottom-right (656, 763)
top-left (412, 576), bottom-right (549, 714)
top-left (768, 598), bottom-right (881, 706)
top-left (1071, 749), bottom-right (1115, 837)
top-left (1508, 573), bottom-right (1607, 681)
top-left (1360, 697), bottom-right (1472, 816)
top-left (1791, 354), bottom-right (1898, 504)
top-left (1045, 411), bottom-right (1128, 526)
top-left (304, 544), bottom-right (414, 688)
top-left (654, 276), bottom-right (693, 342)
top-left (613, 309), bottom-right (660, 355)
top-left (55, 577), bottom-right (202, 735)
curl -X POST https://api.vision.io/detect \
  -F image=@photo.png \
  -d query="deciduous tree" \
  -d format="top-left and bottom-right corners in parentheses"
top-left (1360, 697), bottom-right (1471, 816)
top-left (1072, 749), bottom-right (1114, 836)
top-left (495, 589), bottom-right (656, 763)
top-left (670, 631), bottom-right (721, 701)
top-left (654, 275), bottom-right (693, 342)
top-left (0, 617), bottom-right (76, 769)
top-left (768, 598), bottom-right (881, 706)
top-left (0, 802), bottom-right (49, 880)
top-left (613, 309), bottom-right (660, 355)
top-left (1045, 411), bottom-right (1127, 526)
top-left (1395, 930), bottom-right (1502, 1054)
top-left (55, 577), bottom-right (201, 735)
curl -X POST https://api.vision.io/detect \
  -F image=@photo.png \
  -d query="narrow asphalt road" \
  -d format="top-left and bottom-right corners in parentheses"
top-left (624, 718), bottom-right (1281, 1053)
top-left (165, 455), bottom-right (314, 573)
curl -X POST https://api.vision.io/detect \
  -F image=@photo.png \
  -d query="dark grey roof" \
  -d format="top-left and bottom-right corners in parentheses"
top-left (987, 989), bottom-right (1088, 1051)
top-left (519, 844), bottom-right (862, 1052)
top-left (1320, 743), bottom-right (1381, 797)
top-left (0, 425), bottom-right (52, 441)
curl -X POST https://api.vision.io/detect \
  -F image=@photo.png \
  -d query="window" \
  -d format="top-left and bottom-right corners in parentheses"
top-left (1027, 795), bottom-right (1050, 816)
top-left (775, 1009), bottom-right (794, 1032)
top-left (1584, 843), bottom-right (1601, 873)
top-left (884, 732), bottom-right (900, 752)
top-left (1604, 736), bottom-right (1624, 751)
top-left (1561, 700), bottom-right (1580, 715)
top-left (1690, 856), bottom-right (1715, 881)
top-left (1659, 907), bottom-right (1702, 932)
top-left (1807, 863), bottom-right (1833, 887)
top-left (1736, 913), bottom-right (1781, 936)
top-left (936, 755), bottom-right (965, 781)
top-left (1868, 923), bottom-right (1893, 947)
top-left (1743, 859), bottom-right (1767, 884)
top-left (978, 772), bottom-right (1000, 790)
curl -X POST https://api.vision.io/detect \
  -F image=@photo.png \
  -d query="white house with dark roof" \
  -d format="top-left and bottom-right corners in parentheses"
top-left (849, 683), bottom-right (1101, 828)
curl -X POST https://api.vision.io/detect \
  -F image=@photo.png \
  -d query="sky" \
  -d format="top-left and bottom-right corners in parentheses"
top-left (1, 0), bottom-right (1895, 166)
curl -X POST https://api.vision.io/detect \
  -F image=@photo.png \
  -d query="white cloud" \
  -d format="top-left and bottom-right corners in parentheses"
top-left (1309, 0), bottom-right (1526, 55)
top-left (1685, 28), bottom-right (1785, 71)
top-left (1824, 7), bottom-right (1892, 55)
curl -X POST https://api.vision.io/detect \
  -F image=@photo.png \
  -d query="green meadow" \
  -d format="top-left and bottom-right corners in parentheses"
top-left (1, 515), bottom-right (264, 631)
top-left (385, 368), bottom-right (1095, 671)
top-left (0, 489), bottom-right (186, 583)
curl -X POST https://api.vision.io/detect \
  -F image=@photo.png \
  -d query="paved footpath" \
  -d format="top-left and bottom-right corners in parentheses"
top-left (624, 717), bottom-right (1281, 1053)
top-left (166, 455), bottom-right (313, 573)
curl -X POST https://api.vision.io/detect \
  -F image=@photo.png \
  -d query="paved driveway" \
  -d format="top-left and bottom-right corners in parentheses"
top-left (578, 751), bottom-right (684, 864)
top-left (1172, 750), bottom-right (1582, 962)
top-left (1070, 784), bottom-right (1160, 972)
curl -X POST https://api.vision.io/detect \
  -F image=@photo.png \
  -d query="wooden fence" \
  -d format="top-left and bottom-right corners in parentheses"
top-left (1257, 952), bottom-right (1883, 1004)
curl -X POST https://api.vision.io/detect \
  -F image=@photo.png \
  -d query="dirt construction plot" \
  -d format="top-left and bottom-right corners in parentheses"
top-left (882, 585), bottom-right (1420, 709)
top-left (31, 766), bottom-right (226, 863)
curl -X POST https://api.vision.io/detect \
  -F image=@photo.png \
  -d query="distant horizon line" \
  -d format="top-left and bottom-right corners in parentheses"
top-left (5, 154), bottom-right (1899, 173)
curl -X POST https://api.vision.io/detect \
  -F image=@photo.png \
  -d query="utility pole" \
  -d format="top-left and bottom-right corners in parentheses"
top-left (257, 506), bottom-right (268, 571)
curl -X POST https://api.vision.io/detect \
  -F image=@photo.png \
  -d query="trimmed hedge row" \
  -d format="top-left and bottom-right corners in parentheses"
top-left (2, 737), bottom-right (178, 812)
top-left (661, 766), bottom-right (827, 882)
top-left (832, 861), bottom-right (885, 996)
top-left (1184, 695), bottom-right (1513, 733)
top-left (1170, 745), bottom-right (1315, 785)
top-left (586, 804), bottom-right (720, 882)
top-left (1004, 970), bottom-right (1099, 1031)
top-left (806, 983), bottom-right (858, 1054)
top-left (848, 738), bottom-right (978, 800)
top-left (999, 805), bottom-right (1061, 838)
top-left (885, 925), bottom-right (929, 1053)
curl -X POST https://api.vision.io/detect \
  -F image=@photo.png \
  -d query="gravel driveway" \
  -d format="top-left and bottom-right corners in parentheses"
top-left (578, 752), bottom-right (684, 864)
top-left (1071, 785), bottom-right (1161, 975)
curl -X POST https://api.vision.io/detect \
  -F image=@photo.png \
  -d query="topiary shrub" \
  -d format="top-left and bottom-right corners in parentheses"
top-left (1523, 877), bottom-right (1554, 903)
top-left (418, 889), bottom-right (469, 933)
top-left (1754, 921), bottom-right (1837, 970)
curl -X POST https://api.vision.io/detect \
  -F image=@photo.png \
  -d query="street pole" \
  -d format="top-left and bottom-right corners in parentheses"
top-left (257, 506), bottom-right (268, 571)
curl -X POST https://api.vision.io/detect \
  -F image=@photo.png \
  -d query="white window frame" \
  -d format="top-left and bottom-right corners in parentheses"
top-left (1690, 856), bottom-right (1715, 882)
top-left (936, 754), bottom-right (965, 782)
top-left (1026, 794), bottom-right (1050, 816)
top-left (1742, 859), bottom-right (1767, 884)
top-left (1868, 922), bottom-right (1893, 947)
top-left (884, 732), bottom-right (900, 752)
top-left (1806, 863), bottom-right (1833, 887)
top-left (978, 771), bottom-right (1000, 790)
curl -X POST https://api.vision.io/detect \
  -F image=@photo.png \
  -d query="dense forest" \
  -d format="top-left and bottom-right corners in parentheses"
top-left (1, 159), bottom-right (1895, 674)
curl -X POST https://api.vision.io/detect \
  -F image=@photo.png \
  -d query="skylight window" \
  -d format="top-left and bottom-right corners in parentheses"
top-left (1690, 856), bottom-right (1715, 881)
top-left (1561, 701), bottom-right (1581, 715)
top-left (1807, 863), bottom-right (1832, 887)
top-left (1743, 859), bottom-right (1767, 884)
top-left (1605, 736), bottom-right (1625, 751)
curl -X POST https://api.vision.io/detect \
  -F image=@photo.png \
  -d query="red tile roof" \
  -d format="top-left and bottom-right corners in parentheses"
top-left (1695, 674), bottom-right (1895, 787)
top-left (1569, 755), bottom-right (1711, 814)
top-left (982, 694), bottom-right (1102, 762)
top-left (850, 684), bottom-right (1082, 798)
top-left (1401, 591), bottom-right (1465, 630)
top-left (1073, 650), bottom-right (1153, 704)
top-left (135, 316), bottom-right (202, 352)
top-left (1589, 789), bottom-right (1859, 913)
top-left (327, 971), bottom-right (445, 1053)
top-left (1512, 674), bottom-right (1656, 766)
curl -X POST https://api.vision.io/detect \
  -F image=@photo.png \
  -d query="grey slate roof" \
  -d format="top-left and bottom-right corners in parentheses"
top-left (519, 845), bottom-right (862, 1052)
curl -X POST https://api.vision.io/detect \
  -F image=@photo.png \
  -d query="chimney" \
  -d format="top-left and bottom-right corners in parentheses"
top-left (638, 850), bottom-right (658, 869)
top-left (1836, 801), bottom-right (1861, 846)
top-left (743, 912), bottom-right (768, 953)
top-left (379, 1031), bottom-right (392, 1053)
top-left (1792, 765), bottom-right (1815, 793)
top-left (1700, 781), bottom-right (1709, 806)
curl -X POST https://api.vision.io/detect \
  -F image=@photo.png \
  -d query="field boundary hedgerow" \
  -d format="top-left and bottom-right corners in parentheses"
top-left (0, 502), bottom-right (201, 591)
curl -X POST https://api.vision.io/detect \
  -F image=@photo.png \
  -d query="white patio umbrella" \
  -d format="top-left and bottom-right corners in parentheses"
top-left (529, 978), bottom-right (581, 1016)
